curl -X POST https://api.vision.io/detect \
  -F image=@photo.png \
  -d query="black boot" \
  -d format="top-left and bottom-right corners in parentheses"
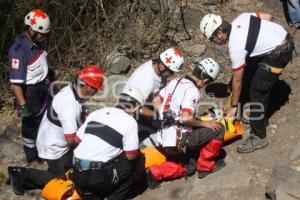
top-left (7, 166), bottom-right (25, 195)
top-left (145, 169), bottom-right (160, 190)
top-left (198, 159), bottom-right (226, 179)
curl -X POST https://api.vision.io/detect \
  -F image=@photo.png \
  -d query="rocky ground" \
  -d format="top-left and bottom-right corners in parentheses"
top-left (1, 0), bottom-right (300, 199)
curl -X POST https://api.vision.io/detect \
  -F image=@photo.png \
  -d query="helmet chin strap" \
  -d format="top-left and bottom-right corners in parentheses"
top-left (27, 29), bottom-right (41, 44)
top-left (157, 60), bottom-right (168, 75)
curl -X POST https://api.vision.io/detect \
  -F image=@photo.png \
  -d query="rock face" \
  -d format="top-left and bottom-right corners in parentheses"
top-left (105, 46), bottom-right (132, 75)
top-left (185, 44), bottom-right (206, 63)
top-left (290, 143), bottom-right (300, 161)
top-left (202, 0), bottom-right (221, 6)
top-left (265, 165), bottom-right (300, 200)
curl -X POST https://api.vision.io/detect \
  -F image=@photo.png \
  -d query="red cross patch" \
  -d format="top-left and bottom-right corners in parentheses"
top-left (12, 59), bottom-right (19, 70)
top-left (165, 56), bottom-right (172, 64)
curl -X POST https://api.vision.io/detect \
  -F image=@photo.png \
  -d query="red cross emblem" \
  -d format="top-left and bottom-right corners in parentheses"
top-left (165, 56), bottom-right (172, 64)
top-left (174, 48), bottom-right (183, 57)
top-left (32, 9), bottom-right (47, 19)
top-left (30, 18), bottom-right (36, 25)
top-left (12, 59), bottom-right (19, 69)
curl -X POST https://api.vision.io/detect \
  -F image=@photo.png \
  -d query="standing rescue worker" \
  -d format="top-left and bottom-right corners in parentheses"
top-left (72, 87), bottom-right (145, 200)
top-left (7, 65), bottom-right (104, 195)
top-left (8, 9), bottom-right (51, 162)
top-left (200, 13), bottom-right (294, 153)
top-left (146, 58), bottom-right (225, 189)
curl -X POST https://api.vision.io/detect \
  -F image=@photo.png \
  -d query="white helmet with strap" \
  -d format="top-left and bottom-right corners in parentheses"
top-left (160, 48), bottom-right (184, 72)
top-left (200, 14), bottom-right (222, 39)
top-left (120, 87), bottom-right (145, 106)
top-left (198, 57), bottom-right (220, 80)
top-left (24, 9), bottom-right (50, 34)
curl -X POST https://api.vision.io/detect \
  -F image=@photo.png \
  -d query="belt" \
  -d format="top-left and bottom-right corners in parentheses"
top-left (73, 157), bottom-right (106, 171)
top-left (265, 65), bottom-right (283, 74)
top-left (261, 64), bottom-right (283, 75)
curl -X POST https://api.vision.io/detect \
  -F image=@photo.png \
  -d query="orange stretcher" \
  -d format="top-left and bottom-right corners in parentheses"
top-left (200, 116), bottom-right (244, 142)
top-left (141, 146), bottom-right (166, 168)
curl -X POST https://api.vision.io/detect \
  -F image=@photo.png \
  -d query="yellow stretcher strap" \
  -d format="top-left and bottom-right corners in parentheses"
top-left (218, 118), bottom-right (243, 142)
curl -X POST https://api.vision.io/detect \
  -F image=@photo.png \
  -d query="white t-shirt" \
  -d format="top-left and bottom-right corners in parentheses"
top-left (37, 85), bottom-right (82, 160)
top-left (156, 77), bottom-right (200, 147)
top-left (74, 107), bottom-right (139, 162)
top-left (229, 12), bottom-right (287, 71)
top-left (122, 60), bottom-right (162, 100)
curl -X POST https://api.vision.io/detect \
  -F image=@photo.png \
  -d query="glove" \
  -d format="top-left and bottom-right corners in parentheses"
top-left (162, 110), bottom-right (176, 128)
top-left (21, 104), bottom-right (31, 117)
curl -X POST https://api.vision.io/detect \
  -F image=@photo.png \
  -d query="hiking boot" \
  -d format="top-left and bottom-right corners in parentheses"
top-left (7, 166), bottom-right (25, 195)
top-left (197, 159), bottom-right (226, 179)
top-left (145, 169), bottom-right (160, 190)
top-left (237, 134), bottom-right (268, 153)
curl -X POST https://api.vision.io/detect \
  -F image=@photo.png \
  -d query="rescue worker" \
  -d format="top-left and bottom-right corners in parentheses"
top-left (7, 65), bottom-right (104, 195)
top-left (72, 87), bottom-right (145, 200)
top-left (200, 13), bottom-right (294, 153)
top-left (122, 48), bottom-right (184, 140)
top-left (8, 9), bottom-right (51, 162)
top-left (146, 58), bottom-right (225, 189)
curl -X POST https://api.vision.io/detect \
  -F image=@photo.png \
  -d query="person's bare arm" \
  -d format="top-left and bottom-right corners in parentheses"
top-left (257, 13), bottom-right (273, 21)
top-left (226, 68), bottom-right (244, 118)
top-left (231, 68), bottom-right (244, 107)
top-left (11, 83), bottom-right (26, 106)
top-left (126, 153), bottom-right (138, 161)
top-left (180, 111), bottom-right (221, 132)
top-left (152, 95), bottom-right (162, 111)
top-left (139, 107), bottom-right (155, 118)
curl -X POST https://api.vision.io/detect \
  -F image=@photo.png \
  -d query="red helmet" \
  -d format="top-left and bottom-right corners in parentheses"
top-left (78, 65), bottom-right (104, 90)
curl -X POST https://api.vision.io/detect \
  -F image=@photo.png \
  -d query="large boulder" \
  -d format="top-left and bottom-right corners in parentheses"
top-left (105, 46), bottom-right (132, 75)
top-left (265, 165), bottom-right (300, 199)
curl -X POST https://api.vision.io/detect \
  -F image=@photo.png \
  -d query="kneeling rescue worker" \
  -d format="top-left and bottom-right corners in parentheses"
top-left (72, 87), bottom-right (145, 200)
top-left (146, 58), bottom-right (225, 189)
top-left (7, 65), bottom-right (104, 195)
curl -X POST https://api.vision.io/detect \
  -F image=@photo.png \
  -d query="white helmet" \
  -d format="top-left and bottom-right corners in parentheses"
top-left (198, 58), bottom-right (220, 80)
top-left (120, 87), bottom-right (145, 106)
top-left (24, 9), bottom-right (50, 34)
top-left (160, 48), bottom-right (184, 72)
top-left (200, 14), bottom-right (222, 39)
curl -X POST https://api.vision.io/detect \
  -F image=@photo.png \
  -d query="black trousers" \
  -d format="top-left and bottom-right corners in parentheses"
top-left (22, 82), bottom-right (48, 162)
top-left (21, 150), bottom-right (73, 190)
top-left (245, 35), bottom-right (293, 139)
top-left (73, 156), bottom-right (144, 200)
top-left (249, 67), bottom-right (279, 139)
